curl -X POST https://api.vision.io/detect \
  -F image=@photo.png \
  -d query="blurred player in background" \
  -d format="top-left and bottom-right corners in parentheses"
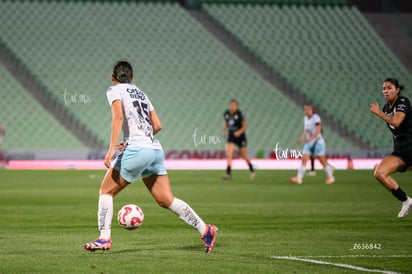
top-left (222, 99), bottom-right (255, 180)
top-left (307, 141), bottom-right (334, 176)
top-left (307, 155), bottom-right (316, 176)
top-left (0, 124), bottom-right (7, 168)
top-left (289, 104), bottom-right (335, 184)
top-left (83, 61), bottom-right (217, 253)
top-left (370, 78), bottom-right (412, 218)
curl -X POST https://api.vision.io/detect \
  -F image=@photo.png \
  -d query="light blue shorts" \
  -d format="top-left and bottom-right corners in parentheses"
top-left (113, 147), bottom-right (167, 183)
top-left (302, 139), bottom-right (326, 156)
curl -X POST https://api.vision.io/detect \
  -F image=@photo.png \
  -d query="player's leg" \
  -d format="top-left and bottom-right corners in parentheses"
top-left (307, 155), bottom-right (316, 176)
top-left (0, 152), bottom-right (6, 168)
top-left (238, 146), bottom-right (255, 180)
top-left (299, 153), bottom-right (310, 179)
top-left (0, 146), bottom-right (7, 168)
top-left (290, 142), bottom-right (312, 184)
top-left (143, 174), bottom-right (206, 231)
top-left (224, 142), bottom-right (235, 179)
top-left (374, 155), bottom-right (412, 218)
top-left (141, 149), bottom-right (206, 232)
top-left (142, 174), bottom-right (174, 207)
top-left (99, 167), bottom-right (130, 196)
top-left (83, 167), bottom-right (130, 251)
top-left (98, 167), bottom-right (130, 235)
top-left (83, 148), bottom-right (153, 251)
top-left (143, 174), bottom-right (217, 253)
top-left (96, 150), bottom-right (145, 241)
top-left (374, 155), bottom-right (404, 190)
top-left (290, 153), bottom-right (310, 184)
top-left (306, 142), bottom-right (316, 176)
top-left (318, 155), bottom-right (335, 184)
top-left (142, 149), bottom-right (217, 252)
top-left (313, 140), bottom-right (334, 184)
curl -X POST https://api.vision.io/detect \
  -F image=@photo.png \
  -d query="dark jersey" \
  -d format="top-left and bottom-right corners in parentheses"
top-left (382, 96), bottom-right (412, 152)
top-left (224, 110), bottom-right (245, 135)
top-left (224, 110), bottom-right (247, 147)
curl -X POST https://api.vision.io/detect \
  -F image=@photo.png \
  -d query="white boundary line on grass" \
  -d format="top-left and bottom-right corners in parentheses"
top-left (270, 256), bottom-right (402, 274)
top-left (302, 255), bottom-right (412, 259)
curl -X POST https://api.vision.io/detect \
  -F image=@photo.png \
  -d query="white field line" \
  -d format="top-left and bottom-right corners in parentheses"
top-left (270, 256), bottom-right (402, 274)
top-left (302, 255), bottom-right (412, 259)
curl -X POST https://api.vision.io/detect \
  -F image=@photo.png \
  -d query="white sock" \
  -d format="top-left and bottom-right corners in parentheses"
top-left (324, 166), bottom-right (332, 177)
top-left (98, 194), bottom-right (113, 239)
top-left (168, 197), bottom-right (207, 235)
top-left (297, 166), bottom-right (306, 180)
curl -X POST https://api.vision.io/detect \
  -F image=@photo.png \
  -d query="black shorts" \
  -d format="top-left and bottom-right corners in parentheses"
top-left (228, 134), bottom-right (247, 148)
top-left (391, 150), bottom-right (412, 172)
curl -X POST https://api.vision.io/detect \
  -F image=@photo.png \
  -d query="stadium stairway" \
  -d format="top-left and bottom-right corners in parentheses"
top-left (364, 12), bottom-right (412, 75)
top-left (0, 0), bottom-right (359, 153)
top-left (0, 38), bottom-right (105, 149)
top-left (188, 5), bottom-right (369, 149)
top-left (201, 3), bottom-right (412, 150)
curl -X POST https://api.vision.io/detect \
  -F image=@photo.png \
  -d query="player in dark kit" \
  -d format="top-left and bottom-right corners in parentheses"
top-left (370, 78), bottom-right (412, 218)
top-left (222, 99), bottom-right (255, 180)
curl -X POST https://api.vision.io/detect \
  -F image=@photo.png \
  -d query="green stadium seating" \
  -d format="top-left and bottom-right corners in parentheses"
top-left (204, 3), bottom-right (412, 149)
top-left (0, 63), bottom-right (86, 150)
top-left (198, 0), bottom-right (346, 5)
top-left (0, 1), bottom-right (356, 152)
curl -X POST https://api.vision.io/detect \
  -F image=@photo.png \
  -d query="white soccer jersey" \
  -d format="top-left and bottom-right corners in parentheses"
top-left (106, 83), bottom-right (162, 150)
top-left (304, 113), bottom-right (324, 144)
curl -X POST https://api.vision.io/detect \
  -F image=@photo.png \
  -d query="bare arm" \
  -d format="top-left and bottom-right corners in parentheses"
top-left (306, 124), bottom-right (322, 143)
top-left (104, 100), bottom-right (124, 168)
top-left (370, 103), bottom-right (406, 128)
top-left (297, 130), bottom-right (306, 145)
top-left (150, 110), bottom-right (162, 135)
top-left (222, 121), bottom-right (228, 138)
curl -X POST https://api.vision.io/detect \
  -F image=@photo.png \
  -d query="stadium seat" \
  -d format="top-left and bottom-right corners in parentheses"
top-left (204, 3), bottom-right (412, 149)
top-left (0, 1), bottom-right (358, 153)
top-left (0, 63), bottom-right (86, 150)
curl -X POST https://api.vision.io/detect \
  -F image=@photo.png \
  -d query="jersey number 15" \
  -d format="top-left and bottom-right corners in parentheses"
top-left (133, 100), bottom-right (150, 124)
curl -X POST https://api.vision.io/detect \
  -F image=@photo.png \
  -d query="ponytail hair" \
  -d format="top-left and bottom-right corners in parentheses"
top-left (112, 60), bottom-right (133, 83)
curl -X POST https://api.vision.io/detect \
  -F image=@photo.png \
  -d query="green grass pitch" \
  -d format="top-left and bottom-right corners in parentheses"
top-left (0, 169), bottom-right (411, 273)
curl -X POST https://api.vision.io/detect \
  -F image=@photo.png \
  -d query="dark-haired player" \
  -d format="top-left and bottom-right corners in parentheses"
top-left (370, 78), bottom-right (412, 218)
top-left (83, 61), bottom-right (217, 252)
top-left (222, 99), bottom-right (255, 180)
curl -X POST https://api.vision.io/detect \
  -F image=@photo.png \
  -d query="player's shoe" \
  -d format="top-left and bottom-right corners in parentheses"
top-left (397, 197), bottom-right (412, 218)
top-left (201, 224), bottom-right (218, 253)
top-left (306, 171), bottom-right (316, 176)
top-left (83, 238), bottom-right (112, 251)
top-left (222, 173), bottom-right (231, 180)
top-left (325, 176), bottom-right (335, 184)
top-left (249, 172), bottom-right (256, 180)
top-left (289, 177), bottom-right (302, 184)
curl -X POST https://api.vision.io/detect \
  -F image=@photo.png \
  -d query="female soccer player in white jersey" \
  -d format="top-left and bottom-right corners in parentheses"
top-left (370, 78), bottom-right (412, 218)
top-left (83, 61), bottom-right (217, 253)
top-left (289, 104), bottom-right (335, 184)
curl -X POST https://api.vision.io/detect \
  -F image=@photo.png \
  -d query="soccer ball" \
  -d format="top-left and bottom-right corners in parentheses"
top-left (117, 204), bottom-right (144, 230)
